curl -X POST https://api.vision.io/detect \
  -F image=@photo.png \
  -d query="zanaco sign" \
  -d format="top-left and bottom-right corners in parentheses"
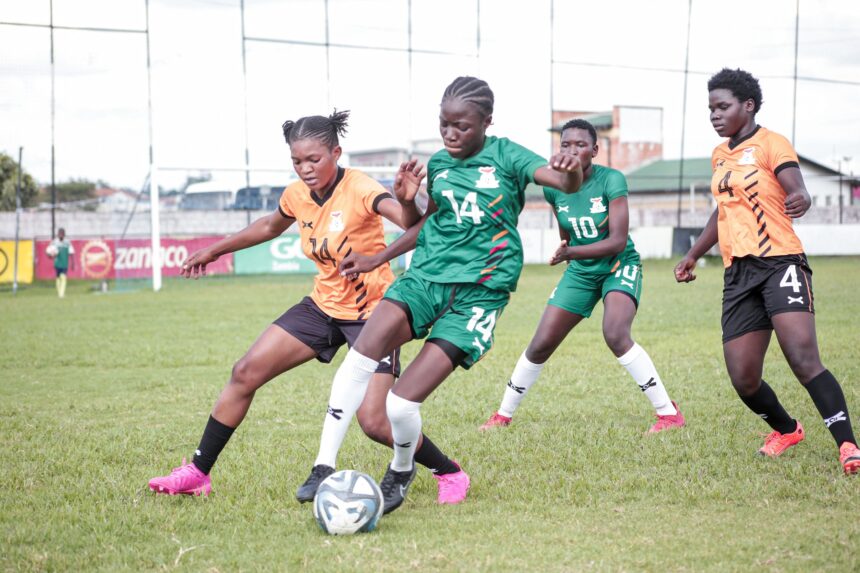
top-left (35, 237), bottom-right (234, 280)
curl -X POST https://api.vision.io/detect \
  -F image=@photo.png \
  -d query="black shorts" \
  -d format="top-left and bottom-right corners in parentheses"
top-left (55, 267), bottom-right (67, 277)
top-left (273, 297), bottom-right (400, 376)
top-left (721, 254), bottom-right (814, 343)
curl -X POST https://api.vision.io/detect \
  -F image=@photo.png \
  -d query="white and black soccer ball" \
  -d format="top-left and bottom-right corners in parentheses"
top-left (313, 470), bottom-right (384, 535)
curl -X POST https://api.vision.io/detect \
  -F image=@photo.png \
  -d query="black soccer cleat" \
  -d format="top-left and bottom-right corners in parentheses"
top-left (379, 464), bottom-right (417, 515)
top-left (296, 464), bottom-right (335, 503)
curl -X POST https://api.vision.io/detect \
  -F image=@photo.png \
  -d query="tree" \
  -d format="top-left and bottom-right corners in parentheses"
top-left (0, 151), bottom-right (39, 211)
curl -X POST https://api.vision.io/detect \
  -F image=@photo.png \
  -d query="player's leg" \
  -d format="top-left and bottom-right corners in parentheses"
top-left (724, 329), bottom-right (805, 456)
top-left (481, 305), bottom-right (582, 430)
top-left (482, 274), bottom-right (591, 430)
top-left (765, 258), bottom-right (860, 473)
top-left (603, 291), bottom-right (683, 431)
top-left (382, 283), bottom-right (508, 512)
top-left (355, 351), bottom-right (464, 497)
top-left (149, 324), bottom-right (317, 495)
top-left (299, 290), bottom-right (418, 501)
top-left (56, 268), bottom-right (66, 298)
top-left (720, 259), bottom-right (802, 457)
top-left (382, 340), bottom-right (462, 513)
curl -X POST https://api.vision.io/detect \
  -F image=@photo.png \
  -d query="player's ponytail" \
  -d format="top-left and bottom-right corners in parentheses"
top-left (281, 109), bottom-right (350, 149)
top-left (328, 109), bottom-right (350, 139)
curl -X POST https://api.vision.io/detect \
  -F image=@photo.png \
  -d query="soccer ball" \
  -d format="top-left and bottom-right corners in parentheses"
top-left (46, 244), bottom-right (59, 257)
top-left (313, 470), bottom-right (384, 535)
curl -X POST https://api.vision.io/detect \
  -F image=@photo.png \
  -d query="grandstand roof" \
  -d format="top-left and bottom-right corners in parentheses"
top-left (626, 158), bottom-right (712, 192)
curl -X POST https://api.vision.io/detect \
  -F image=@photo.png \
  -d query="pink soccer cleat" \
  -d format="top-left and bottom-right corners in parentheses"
top-left (648, 401), bottom-right (686, 433)
top-left (148, 459), bottom-right (212, 496)
top-left (839, 442), bottom-right (860, 475)
top-left (758, 421), bottom-right (804, 457)
top-left (479, 411), bottom-right (512, 431)
top-left (433, 461), bottom-right (470, 505)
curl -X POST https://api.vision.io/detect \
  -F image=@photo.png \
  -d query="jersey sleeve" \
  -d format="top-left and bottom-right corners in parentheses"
top-left (278, 184), bottom-right (296, 219)
top-left (765, 132), bottom-right (800, 176)
top-left (356, 174), bottom-right (391, 215)
top-left (604, 169), bottom-right (629, 202)
top-left (502, 138), bottom-right (548, 190)
top-left (68, 242), bottom-right (75, 254)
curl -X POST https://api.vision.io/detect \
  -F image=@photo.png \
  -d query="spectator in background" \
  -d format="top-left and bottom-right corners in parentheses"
top-left (47, 227), bottom-right (74, 298)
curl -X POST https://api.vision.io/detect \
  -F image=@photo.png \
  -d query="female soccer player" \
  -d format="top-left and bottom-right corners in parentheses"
top-left (148, 110), bottom-right (465, 498)
top-left (47, 227), bottom-right (74, 298)
top-left (674, 68), bottom-right (860, 474)
top-left (480, 119), bottom-right (685, 433)
top-left (308, 76), bottom-right (583, 514)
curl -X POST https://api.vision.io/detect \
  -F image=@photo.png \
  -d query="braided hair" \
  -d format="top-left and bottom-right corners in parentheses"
top-left (707, 68), bottom-right (763, 114)
top-left (561, 118), bottom-right (597, 145)
top-left (442, 76), bottom-right (494, 118)
top-left (281, 109), bottom-right (350, 149)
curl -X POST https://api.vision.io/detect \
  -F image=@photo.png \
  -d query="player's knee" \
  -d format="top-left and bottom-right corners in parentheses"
top-left (785, 351), bottom-right (824, 385)
top-left (357, 411), bottom-right (391, 445)
top-left (729, 375), bottom-right (760, 396)
top-left (526, 340), bottom-right (553, 364)
top-left (230, 358), bottom-right (265, 393)
top-left (602, 326), bottom-right (631, 355)
top-left (386, 390), bottom-right (420, 423)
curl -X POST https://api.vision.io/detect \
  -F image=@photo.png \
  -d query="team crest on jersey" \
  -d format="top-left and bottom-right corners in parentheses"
top-left (589, 197), bottom-right (607, 214)
top-left (328, 211), bottom-right (345, 232)
top-left (738, 147), bottom-right (757, 166)
top-left (475, 166), bottom-right (500, 189)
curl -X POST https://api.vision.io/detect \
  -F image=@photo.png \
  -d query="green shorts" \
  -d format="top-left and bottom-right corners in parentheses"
top-left (383, 271), bottom-right (510, 369)
top-left (548, 257), bottom-right (643, 318)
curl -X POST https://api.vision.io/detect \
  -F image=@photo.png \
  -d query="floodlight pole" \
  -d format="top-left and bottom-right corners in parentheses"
top-left (145, 0), bottom-right (162, 292)
top-left (12, 147), bottom-right (23, 295)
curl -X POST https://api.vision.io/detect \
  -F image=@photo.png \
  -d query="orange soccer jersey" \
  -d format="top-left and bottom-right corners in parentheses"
top-left (710, 126), bottom-right (805, 267)
top-left (278, 168), bottom-right (395, 320)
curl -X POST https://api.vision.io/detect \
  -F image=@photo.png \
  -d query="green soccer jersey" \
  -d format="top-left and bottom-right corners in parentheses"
top-left (51, 238), bottom-right (73, 269)
top-left (409, 136), bottom-right (547, 292)
top-left (544, 164), bottom-right (638, 276)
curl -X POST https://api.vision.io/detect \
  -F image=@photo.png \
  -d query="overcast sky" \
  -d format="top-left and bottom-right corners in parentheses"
top-left (1, 0), bottom-right (858, 190)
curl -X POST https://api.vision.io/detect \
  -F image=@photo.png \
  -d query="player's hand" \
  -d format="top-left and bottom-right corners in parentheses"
top-left (180, 248), bottom-right (219, 279)
top-left (393, 159), bottom-right (426, 204)
top-left (784, 190), bottom-right (811, 218)
top-left (673, 256), bottom-right (698, 283)
top-left (549, 241), bottom-right (571, 266)
top-left (339, 252), bottom-right (379, 281)
top-left (548, 152), bottom-right (581, 174)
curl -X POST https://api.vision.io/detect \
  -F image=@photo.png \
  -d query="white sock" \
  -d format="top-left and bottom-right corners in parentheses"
top-left (498, 351), bottom-right (545, 418)
top-left (386, 391), bottom-right (421, 472)
top-left (617, 343), bottom-right (676, 416)
top-left (314, 349), bottom-right (378, 467)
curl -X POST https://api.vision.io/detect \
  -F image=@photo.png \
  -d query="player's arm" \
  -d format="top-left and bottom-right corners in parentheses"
top-left (777, 166), bottom-right (811, 218)
top-left (534, 154), bottom-right (583, 194)
top-left (550, 197), bottom-right (629, 265)
top-left (339, 199), bottom-right (437, 279)
top-left (673, 208), bottom-right (719, 283)
top-left (69, 244), bottom-right (75, 270)
top-left (181, 209), bottom-right (295, 279)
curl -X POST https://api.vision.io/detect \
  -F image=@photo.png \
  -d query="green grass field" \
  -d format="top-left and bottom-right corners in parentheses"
top-left (2, 257), bottom-right (859, 572)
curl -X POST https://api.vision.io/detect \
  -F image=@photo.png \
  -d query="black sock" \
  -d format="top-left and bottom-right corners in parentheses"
top-left (192, 415), bottom-right (236, 475)
top-left (804, 369), bottom-right (857, 447)
top-left (414, 434), bottom-right (459, 475)
top-left (737, 380), bottom-right (797, 434)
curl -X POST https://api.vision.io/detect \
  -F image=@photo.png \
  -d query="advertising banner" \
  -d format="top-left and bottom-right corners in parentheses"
top-left (234, 235), bottom-right (317, 275)
top-left (34, 237), bottom-right (233, 280)
top-left (0, 240), bottom-right (34, 284)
